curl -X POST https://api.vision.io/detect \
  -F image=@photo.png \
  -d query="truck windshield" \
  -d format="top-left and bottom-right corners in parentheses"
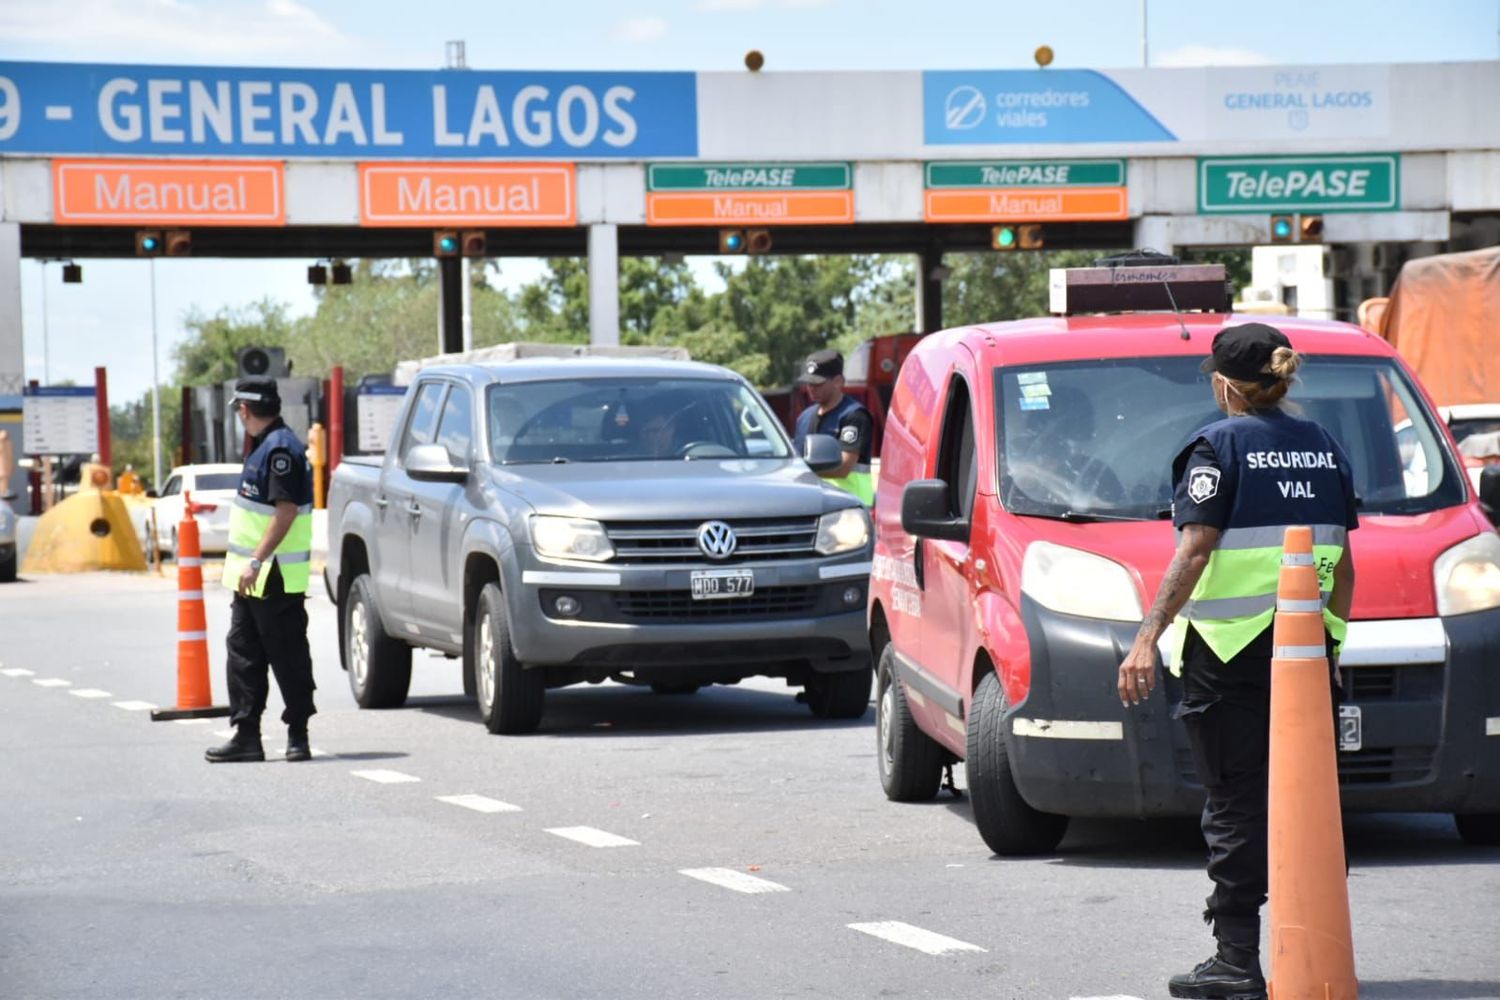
top-left (487, 378), bottom-right (792, 464)
top-left (994, 355), bottom-right (1466, 520)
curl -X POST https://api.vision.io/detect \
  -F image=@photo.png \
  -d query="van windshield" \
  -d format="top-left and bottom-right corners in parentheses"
top-left (994, 355), bottom-right (1466, 520)
top-left (487, 377), bottom-right (791, 464)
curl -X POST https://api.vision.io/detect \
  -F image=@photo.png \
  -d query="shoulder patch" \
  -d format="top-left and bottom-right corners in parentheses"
top-left (839, 425), bottom-right (860, 446)
top-left (1186, 466), bottom-right (1221, 504)
top-left (271, 453), bottom-right (292, 476)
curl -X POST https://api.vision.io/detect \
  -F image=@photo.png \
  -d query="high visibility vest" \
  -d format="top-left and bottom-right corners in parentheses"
top-left (1167, 409), bottom-right (1354, 675)
top-left (795, 396), bottom-right (876, 506)
top-left (222, 422), bottom-right (314, 598)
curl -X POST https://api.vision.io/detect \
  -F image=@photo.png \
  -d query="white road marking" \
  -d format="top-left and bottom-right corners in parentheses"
top-left (847, 921), bottom-right (986, 956)
top-left (1, 668), bottom-right (35, 677)
top-left (545, 826), bottom-right (639, 848)
top-left (437, 794), bottom-right (523, 814)
top-left (112, 700), bottom-right (158, 711)
top-left (69, 688), bottom-right (113, 699)
top-left (173, 718), bottom-right (214, 725)
top-left (679, 867), bottom-right (791, 894)
top-left (350, 769), bottom-right (421, 784)
top-left (33, 678), bottom-right (72, 688)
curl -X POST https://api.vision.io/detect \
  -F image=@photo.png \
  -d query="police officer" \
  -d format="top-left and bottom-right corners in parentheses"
top-left (205, 377), bottom-right (317, 764)
top-left (1116, 323), bottom-right (1358, 1000)
top-left (792, 349), bottom-right (874, 506)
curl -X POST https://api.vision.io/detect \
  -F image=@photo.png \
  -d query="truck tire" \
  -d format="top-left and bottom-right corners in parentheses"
top-left (966, 669), bottom-right (1068, 855)
top-left (804, 663), bottom-right (872, 719)
top-left (343, 574), bottom-right (412, 709)
top-left (876, 645), bottom-right (943, 801)
top-left (1455, 812), bottom-right (1500, 846)
top-left (473, 583), bottom-right (544, 735)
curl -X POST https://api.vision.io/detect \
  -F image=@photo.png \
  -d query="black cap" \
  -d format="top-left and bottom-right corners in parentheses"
top-left (1201, 323), bottom-right (1292, 385)
top-left (230, 376), bottom-right (280, 407)
top-left (796, 349), bottom-right (843, 386)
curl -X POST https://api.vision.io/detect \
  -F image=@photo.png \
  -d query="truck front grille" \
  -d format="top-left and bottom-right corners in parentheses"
top-left (613, 586), bottom-right (819, 621)
top-left (604, 517), bottom-right (820, 564)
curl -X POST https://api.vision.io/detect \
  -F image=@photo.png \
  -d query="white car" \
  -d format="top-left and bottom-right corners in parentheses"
top-left (143, 463), bottom-right (242, 559)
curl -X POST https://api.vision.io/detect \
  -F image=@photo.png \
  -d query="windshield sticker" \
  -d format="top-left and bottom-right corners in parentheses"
top-left (1017, 372), bottom-right (1049, 386)
top-left (1020, 396), bottom-right (1051, 411)
top-left (1020, 383), bottom-right (1052, 398)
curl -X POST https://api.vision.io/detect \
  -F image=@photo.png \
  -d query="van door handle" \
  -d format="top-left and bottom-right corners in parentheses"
top-left (374, 495), bottom-right (389, 510)
top-left (405, 502), bottom-right (423, 518)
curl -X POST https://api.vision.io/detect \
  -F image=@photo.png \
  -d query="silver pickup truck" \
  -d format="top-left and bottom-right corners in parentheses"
top-left (326, 357), bottom-right (873, 734)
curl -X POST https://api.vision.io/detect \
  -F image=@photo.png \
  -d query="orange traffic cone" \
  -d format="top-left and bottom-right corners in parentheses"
top-left (1267, 525), bottom-right (1358, 999)
top-left (151, 492), bottom-right (231, 722)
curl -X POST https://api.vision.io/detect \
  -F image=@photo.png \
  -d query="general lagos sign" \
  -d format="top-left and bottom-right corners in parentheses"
top-left (1197, 154), bottom-right (1400, 213)
top-left (0, 61), bottom-right (698, 159)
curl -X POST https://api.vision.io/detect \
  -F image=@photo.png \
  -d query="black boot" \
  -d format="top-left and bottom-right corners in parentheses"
top-left (285, 724), bottom-right (311, 763)
top-left (205, 725), bottom-right (265, 763)
top-left (1168, 954), bottom-right (1266, 1000)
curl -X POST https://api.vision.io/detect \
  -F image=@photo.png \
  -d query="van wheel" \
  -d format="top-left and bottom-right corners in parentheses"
top-left (473, 583), bottom-right (544, 735)
top-left (1455, 813), bottom-right (1500, 846)
top-left (343, 574), bottom-right (412, 709)
top-left (967, 669), bottom-right (1068, 855)
top-left (876, 645), bottom-right (943, 801)
top-left (804, 664), bottom-right (872, 719)
top-left (650, 682), bottom-right (700, 695)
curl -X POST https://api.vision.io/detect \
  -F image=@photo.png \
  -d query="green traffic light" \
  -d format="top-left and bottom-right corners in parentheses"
top-left (995, 227), bottom-right (1017, 249)
top-left (1272, 218), bottom-right (1292, 240)
top-left (142, 236), bottom-right (159, 251)
top-left (725, 233), bottom-right (743, 251)
top-left (440, 237), bottom-right (458, 254)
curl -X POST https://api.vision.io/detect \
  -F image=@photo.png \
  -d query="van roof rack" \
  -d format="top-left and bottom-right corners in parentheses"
top-left (1050, 251), bottom-right (1231, 316)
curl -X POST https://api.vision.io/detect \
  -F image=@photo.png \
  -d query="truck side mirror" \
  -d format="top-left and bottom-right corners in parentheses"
top-left (901, 479), bottom-right (970, 542)
top-left (802, 433), bottom-right (844, 473)
top-left (1480, 465), bottom-right (1500, 528)
top-left (405, 443), bottom-right (470, 484)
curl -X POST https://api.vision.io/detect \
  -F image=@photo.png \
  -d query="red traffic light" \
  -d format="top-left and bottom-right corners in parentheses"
top-left (460, 230), bottom-right (487, 257)
top-left (164, 230), bottom-right (192, 256)
top-left (745, 229), bottom-right (773, 254)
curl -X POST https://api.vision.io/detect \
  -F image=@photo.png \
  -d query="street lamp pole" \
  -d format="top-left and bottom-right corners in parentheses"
top-left (1141, 0), bottom-right (1149, 68)
top-left (39, 260), bottom-right (50, 383)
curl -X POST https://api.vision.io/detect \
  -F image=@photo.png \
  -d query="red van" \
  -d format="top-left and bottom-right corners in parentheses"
top-left (869, 261), bottom-right (1500, 855)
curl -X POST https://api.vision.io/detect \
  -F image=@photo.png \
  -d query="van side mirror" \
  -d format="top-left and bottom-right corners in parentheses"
top-left (145, 490), bottom-right (159, 499)
top-left (902, 479), bottom-right (970, 542)
top-left (406, 443), bottom-right (470, 484)
top-left (1480, 465), bottom-right (1500, 528)
top-left (802, 433), bottom-right (844, 473)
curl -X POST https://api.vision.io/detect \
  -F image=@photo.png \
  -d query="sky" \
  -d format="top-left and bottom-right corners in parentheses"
top-left (2, 0), bottom-right (1496, 402)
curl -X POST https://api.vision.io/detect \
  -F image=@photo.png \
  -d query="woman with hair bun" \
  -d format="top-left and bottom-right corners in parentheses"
top-left (1116, 323), bottom-right (1359, 1000)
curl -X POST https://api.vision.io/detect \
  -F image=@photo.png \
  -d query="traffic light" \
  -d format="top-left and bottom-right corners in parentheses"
top-left (992, 224), bottom-right (1043, 250)
top-left (460, 231), bottom-right (487, 257)
top-left (307, 263), bottom-right (328, 285)
top-left (433, 230), bottom-right (461, 257)
top-left (1270, 214), bottom-right (1295, 243)
top-left (1299, 214), bottom-right (1325, 242)
top-left (135, 230), bottom-right (163, 256)
top-left (745, 228), bottom-right (772, 254)
top-left (61, 262), bottom-right (82, 283)
top-left (330, 260), bottom-right (352, 285)
top-left (719, 229), bottom-right (746, 254)
top-left (164, 230), bottom-right (192, 256)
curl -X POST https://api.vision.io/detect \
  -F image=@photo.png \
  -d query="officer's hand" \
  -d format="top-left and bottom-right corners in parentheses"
top-left (1117, 642), bottom-right (1157, 707)
top-left (237, 564), bottom-right (259, 598)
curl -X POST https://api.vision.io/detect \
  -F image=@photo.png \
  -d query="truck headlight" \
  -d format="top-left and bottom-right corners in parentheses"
top-left (1434, 531), bottom-right (1500, 616)
top-left (530, 516), bottom-right (615, 563)
top-left (1021, 541), bottom-right (1143, 622)
top-left (816, 507), bottom-right (871, 556)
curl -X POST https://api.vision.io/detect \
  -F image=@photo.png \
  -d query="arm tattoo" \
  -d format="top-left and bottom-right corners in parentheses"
top-left (1135, 525), bottom-right (1218, 644)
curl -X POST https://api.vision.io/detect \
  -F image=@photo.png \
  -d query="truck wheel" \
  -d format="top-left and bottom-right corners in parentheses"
top-left (966, 669), bottom-right (1068, 855)
top-left (650, 682), bottom-right (700, 695)
top-left (876, 645), bottom-right (943, 801)
top-left (473, 583), bottom-right (544, 735)
top-left (343, 574), bottom-right (412, 709)
top-left (804, 663), bottom-right (872, 719)
top-left (1455, 813), bottom-right (1500, 846)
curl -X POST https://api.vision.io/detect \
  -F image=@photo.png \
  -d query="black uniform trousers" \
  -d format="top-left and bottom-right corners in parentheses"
top-left (1176, 624), bottom-right (1340, 961)
top-left (226, 562), bottom-right (317, 730)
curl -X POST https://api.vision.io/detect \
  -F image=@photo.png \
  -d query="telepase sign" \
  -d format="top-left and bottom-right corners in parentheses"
top-left (0, 62), bottom-right (698, 159)
top-left (1198, 154), bottom-right (1400, 213)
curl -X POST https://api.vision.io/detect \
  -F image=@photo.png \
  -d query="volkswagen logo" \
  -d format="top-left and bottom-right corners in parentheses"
top-left (697, 520), bottom-right (738, 560)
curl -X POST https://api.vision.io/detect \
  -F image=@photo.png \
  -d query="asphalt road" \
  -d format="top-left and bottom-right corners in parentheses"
top-left (2, 571), bottom-right (1498, 1000)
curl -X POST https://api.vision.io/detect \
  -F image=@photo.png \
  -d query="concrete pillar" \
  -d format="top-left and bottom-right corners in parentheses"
top-left (438, 256), bottom-right (463, 354)
top-left (915, 249), bottom-right (944, 333)
top-left (588, 223), bottom-right (620, 347)
top-left (1133, 216), bottom-right (1176, 258)
top-left (0, 223), bottom-right (22, 396)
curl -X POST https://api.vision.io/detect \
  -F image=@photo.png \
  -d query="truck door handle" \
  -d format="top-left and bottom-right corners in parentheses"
top-left (374, 495), bottom-right (389, 509)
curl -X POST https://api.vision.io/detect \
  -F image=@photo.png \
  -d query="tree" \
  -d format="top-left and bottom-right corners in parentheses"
top-left (942, 249), bottom-right (1104, 330)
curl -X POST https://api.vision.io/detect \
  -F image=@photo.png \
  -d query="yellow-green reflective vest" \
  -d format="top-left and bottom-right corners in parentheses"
top-left (829, 464), bottom-right (876, 507)
top-left (222, 424), bottom-right (314, 597)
